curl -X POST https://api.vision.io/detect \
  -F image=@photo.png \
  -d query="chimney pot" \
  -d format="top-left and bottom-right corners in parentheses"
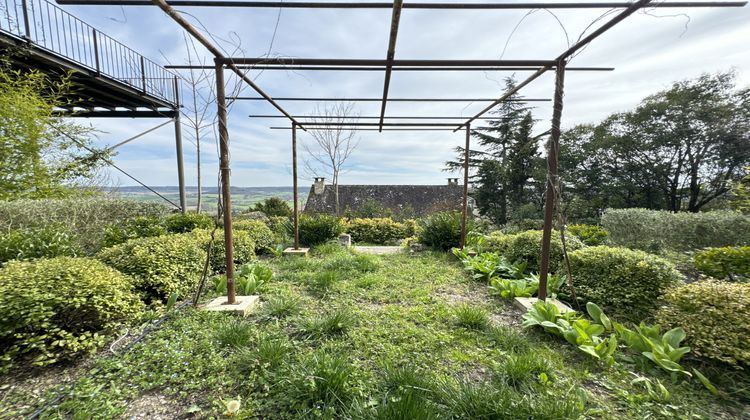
top-left (314, 177), bottom-right (326, 195)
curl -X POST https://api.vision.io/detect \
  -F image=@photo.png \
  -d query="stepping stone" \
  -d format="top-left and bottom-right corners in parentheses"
top-left (203, 295), bottom-right (259, 316)
top-left (513, 297), bottom-right (573, 313)
top-left (282, 247), bottom-right (309, 257)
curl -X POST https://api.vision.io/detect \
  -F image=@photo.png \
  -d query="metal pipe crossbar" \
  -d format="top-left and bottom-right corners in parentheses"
top-left (166, 64), bottom-right (615, 72)
top-left (232, 97), bottom-right (550, 102)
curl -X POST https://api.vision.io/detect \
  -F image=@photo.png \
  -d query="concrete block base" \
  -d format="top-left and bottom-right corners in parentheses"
top-left (283, 247), bottom-right (309, 257)
top-left (203, 295), bottom-right (259, 316)
top-left (514, 297), bottom-right (573, 313)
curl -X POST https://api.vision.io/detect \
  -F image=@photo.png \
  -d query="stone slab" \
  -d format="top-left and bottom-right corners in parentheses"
top-left (203, 295), bottom-right (259, 316)
top-left (282, 247), bottom-right (309, 257)
top-left (513, 297), bottom-right (573, 313)
top-left (353, 246), bottom-right (402, 255)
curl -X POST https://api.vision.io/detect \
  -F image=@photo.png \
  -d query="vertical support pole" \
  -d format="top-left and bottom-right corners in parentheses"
top-left (173, 77), bottom-right (186, 213)
top-left (292, 123), bottom-right (300, 250)
top-left (21, 0), bottom-right (31, 39)
top-left (538, 59), bottom-right (566, 302)
top-left (140, 56), bottom-right (147, 94)
top-left (215, 59), bottom-right (235, 304)
top-left (92, 28), bottom-right (100, 74)
top-left (460, 124), bottom-right (471, 249)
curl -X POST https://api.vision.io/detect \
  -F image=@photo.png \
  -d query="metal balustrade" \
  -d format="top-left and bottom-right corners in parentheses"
top-left (0, 0), bottom-right (176, 106)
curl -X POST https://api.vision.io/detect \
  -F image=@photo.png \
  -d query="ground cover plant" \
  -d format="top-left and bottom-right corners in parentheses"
top-left (4, 249), bottom-right (747, 419)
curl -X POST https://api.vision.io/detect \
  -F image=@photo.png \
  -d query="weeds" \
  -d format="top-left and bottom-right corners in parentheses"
top-left (454, 304), bottom-right (491, 330)
top-left (215, 319), bottom-right (254, 349)
top-left (262, 294), bottom-right (302, 318)
top-left (300, 308), bottom-right (356, 339)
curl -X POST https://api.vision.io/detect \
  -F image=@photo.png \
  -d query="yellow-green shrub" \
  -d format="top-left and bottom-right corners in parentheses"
top-left (0, 257), bottom-right (143, 369)
top-left (98, 234), bottom-right (206, 301)
top-left (232, 220), bottom-right (275, 251)
top-left (344, 218), bottom-right (411, 244)
top-left (485, 230), bottom-right (583, 273)
top-left (563, 246), bottom-right (682, 322)
top-left (164, 212), bottom-right (214, 233)
top-left (567, 224), bottom-right (609, 246)
top-left (693, 246), bottom-right (750, 282)
top-left (656, 281), bottom-right (750, 366)
top-left (191, 229), bottom-right (256, 272)
top-left (0, 224), bottom-right (79, 263)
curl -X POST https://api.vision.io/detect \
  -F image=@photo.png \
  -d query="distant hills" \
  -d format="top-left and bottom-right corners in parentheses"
top-left (108, 186), bottom-right (303, 212)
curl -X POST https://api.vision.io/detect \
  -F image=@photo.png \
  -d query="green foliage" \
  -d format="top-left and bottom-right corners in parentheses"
top-left (0, 257), bottom-right (143, 369)
top-left (455, 251), bottom-right (525, 282)
top-left (729, 166), bottom-right (750, 213)
top-left (486, 326), bottom-right (531, 353)
top-left (97, 233), bottom-right (206, 302)
top-left (693, 246), bottom-right (750, 281)
top-left (567, 224), bottom-right (609, 246)
top-left (0, 197), bottom-right (168, 253)
top-left (308, 270), bottom-right (339, 294)
top-left (252, 197), bottom-right (293, 217)
top-left (214, 319), bottom-right (254, 349)
top-left (300, 308), bottom-right (356, 339)
top-left (288, 351), bottom-right (357, 414)
top-left (453, 304), bottom-right (490, 330)
top-left (602, 208), bottom-right (750, 252)
top-left (489, 276), bottom-right (539, 299)
top-left (232, 219), bottom-right (275, 252)
top-left (494, 352), bottom-right (554, 390)
top-left (290, 215), bottom-right (343, 247)
top-left (656, 281), bottom-right (750, 366)
top-left (191, 229), bottom-right (256, 273)
top-left (164, 212), bottom-right (214, 233)
top-left (562, 246), bottom-right (682, 322)
top-left (262, 294), bottom-right (302, 319)
top-left (102, 216), bottom-right (167, 248)
top-left (0, 223), bottom-right (79, 263)
top-left (344, 217), bottom-right (414, 244)
top-left (418, 211), bottom-right (472, 251)
top-left (485, 230), bottom-right (583, 274)
top-left (214, 263), bottom-right (273, 295)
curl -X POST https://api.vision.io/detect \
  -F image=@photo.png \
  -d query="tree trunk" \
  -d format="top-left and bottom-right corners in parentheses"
top-left (195, 125), bottom-right (202, 213)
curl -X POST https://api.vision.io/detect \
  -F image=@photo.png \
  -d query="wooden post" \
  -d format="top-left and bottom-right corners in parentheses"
top-left (292, 122), bottom-right (300, 249)
top-left (538, 59), bottom-right (566, 301)
top-left (460, 124), bottom-right (470, 249)
top-left (215, 59), bottom-right (235, 304)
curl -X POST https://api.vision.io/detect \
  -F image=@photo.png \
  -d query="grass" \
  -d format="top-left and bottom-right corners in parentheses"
top-left (4, 248), bottom-right (748, 419)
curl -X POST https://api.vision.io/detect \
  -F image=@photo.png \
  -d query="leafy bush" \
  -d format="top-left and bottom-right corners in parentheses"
top-left (98, 233), bottom-right (206, 301)
top-left (561, 246), bottom-right (683, 322)
top-left (289, 215), bottom-right (343, 247)
top-left (164, 212), bottom-right (214, 233)
top-left (602, 208), bottom-right (750, 252)
top-left (344, 218), bottom-right (412, 244)
top-left (693, 246), bottom-right (750, 282)
top-left (102, 216), bottom-right (167, 248)
top-left (0, 224), bottom-right (79, 263)
top-left (232, 219), bottom-right (276, 251)
top-left (191, 229), bottom-right (256, 273)
top-left (418, 212), bottom-right (473, 251)
top-left (0, 257), bottom-right (143, 369)
top-left (0, 197), bottom-right (168, 253)
top-left (656, 281), bottom-right (750, 366)
top-left (485, 230), bottom-right (583, 274)
top-left (251, 197), bottom-right (293, 217)
top-left (567, 224), bottom-right (609, 246)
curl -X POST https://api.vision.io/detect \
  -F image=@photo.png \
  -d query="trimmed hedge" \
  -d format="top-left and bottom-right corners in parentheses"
top-left (418, 212), bottom-right (472, 251)
top-left (602, 208), bottom-right (750, 252)
top-left (486, 230), bottom-right (583, 274)
top-left (232, 220), bottom-right (275, 251)
top-left (0, 257), bottom-right (143, 369)
top-left (191, 229), bottom-right (256, 272)
top-left (289, 215), bottom-right (343, 247)
top-left (344, 218), bottom-right (415, 244)
top-left (561, 246), bottom-right (683, 322)
top-left (693, 246), bottom-right (750, 282)
top-left (102, 216), bottom-right (167, 248)
top-left (566, 224), bottom-right (609, 246)
top-left (0, 224), bottom-right (79, 263)
top-left (98, 234), bottom-right (206, 302)
top-left (656, 281), bottom-right (750, 366)
top-left (165, 212), bottom-right (214, 233)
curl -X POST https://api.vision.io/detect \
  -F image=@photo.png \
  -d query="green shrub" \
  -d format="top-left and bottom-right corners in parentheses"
top-left (191, 229), bottom-right (256, 273)
top-left (562, 246), bottom-right (683, 322)
top-left (232, 220), bottom-right (275, 251)
top-left (251, 197), bottom-right (293, 217)
top-left (418, 212), bottom-right (472, 251)
top-left (102, 216), bottom-right (167, 248)
top-left (567, 224), bottom-right (609, 246)
top-left (0, 198), bottom-right (168, 253)
top-left (656, 281), bottom-right (750, 366)
top-left (98, 233), bottom-right (206, 301)
top-left (485, 230), bottom-right (583, 274)
top-left (344, 217), bottom-right (410, 244)
top-left (602, 208), bottom-right (750, 252)
top-left (290, 215), bottom-right (343, 247)
top-left (0, 257), bottom-right (143, 369)
top-left (164, 212), bottom-right (214, 233)
top-left (693, 246), bottom-right (750, 282)
top-left (0, 224), bottom-right (79, 263)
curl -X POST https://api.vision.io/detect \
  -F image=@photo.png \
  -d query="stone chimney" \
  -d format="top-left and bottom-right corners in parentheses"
top-left (313, 177), bottom-right (326, 195)
top-left (447, 178), bottom-right (459, 186)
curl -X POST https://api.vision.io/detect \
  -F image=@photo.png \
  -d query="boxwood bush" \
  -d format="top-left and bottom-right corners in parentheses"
top-left (344, 218), bottom-right (412, 244)
top-left (693, 246), bottom-right (750, 282)
top-left (561, 246), bottom-right (683, 322)
top-left (191, 229), bottom-right (256, 272)
top-left (165, 212), bottom-right (214, 233)
top-left (98, 234), bottom-right (206, 301)
top-left (288, 215), bottom-right (343, 247)
top-left (102, 216), bottom-right (167, 248)
top-left (485, 230), bottom-right (583, 274)
top-left (418, 212), bottom-right (472, 251)
top-left (656, 281), bottom-right (750, 366)
top-left (602, 208), bottom-right (750, 252)
top-left (232, 220), bottom-right (275, 251)
top-left (0, 224), bottom-right (79, 263)
top-left (0, 257), bottom-right (143, 369)
top-left (566, 224), bottom-right (609, 246)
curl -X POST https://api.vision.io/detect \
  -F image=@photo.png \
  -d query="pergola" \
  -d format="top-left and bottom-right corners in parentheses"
top-left (59, 0), bottom-right (747, 305)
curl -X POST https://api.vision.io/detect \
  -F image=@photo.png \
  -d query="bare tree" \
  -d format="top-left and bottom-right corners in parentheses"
top-left (302, 102), bottom-right (360, 215)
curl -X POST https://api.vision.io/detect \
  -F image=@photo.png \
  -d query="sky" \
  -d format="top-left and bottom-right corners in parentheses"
top-left (58, 1), bottom-right (750, 188)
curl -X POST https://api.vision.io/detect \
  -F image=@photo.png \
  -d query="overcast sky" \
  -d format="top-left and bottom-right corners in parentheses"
top-left (61, 1), bottom-right (750, 188)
